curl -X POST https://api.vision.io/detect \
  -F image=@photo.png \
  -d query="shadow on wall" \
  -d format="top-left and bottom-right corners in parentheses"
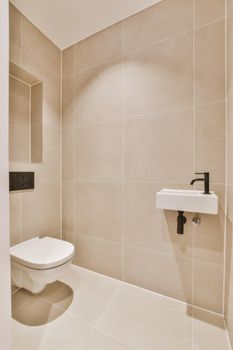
top-left (12, 282), bottom-right (73, 326)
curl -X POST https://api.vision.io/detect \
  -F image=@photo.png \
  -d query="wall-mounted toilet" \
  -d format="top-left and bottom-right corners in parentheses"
top-left (10, 237), bottom-right (75, 294)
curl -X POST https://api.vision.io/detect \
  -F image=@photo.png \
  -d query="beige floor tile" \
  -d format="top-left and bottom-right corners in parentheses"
top-left (42, 266), bottom-right (120, 325)
top-left (97, 284), bottom-right (193, 350)
top-left (12, 310), bottom-right (93, 350)
top-left (82, 329), bottom-right (133, 350)
top-left (192, 308), bottom-right (230, 350)
top-left (12, 266), bottom-right (230, 350)
top-left (12, 297), bottom-right (67, 326)
top-left (12, 289), bottom-right (35, 315)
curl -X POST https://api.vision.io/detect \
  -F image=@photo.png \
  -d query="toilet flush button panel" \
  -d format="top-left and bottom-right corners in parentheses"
top-left (156, 189), bottom-right (218, 215)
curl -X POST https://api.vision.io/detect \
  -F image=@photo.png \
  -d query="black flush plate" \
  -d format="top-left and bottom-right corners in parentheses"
top-left (9, 172), bottom-right (34, 191)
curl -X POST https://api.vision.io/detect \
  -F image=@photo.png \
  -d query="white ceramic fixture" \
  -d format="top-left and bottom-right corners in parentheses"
top-left (156, 189), bottom-right (218, 215)
top-left (10, 237), bottom-right (75, 293)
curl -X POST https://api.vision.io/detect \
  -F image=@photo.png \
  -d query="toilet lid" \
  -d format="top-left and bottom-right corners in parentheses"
top-left (10, 237), bottom-right (75, 270)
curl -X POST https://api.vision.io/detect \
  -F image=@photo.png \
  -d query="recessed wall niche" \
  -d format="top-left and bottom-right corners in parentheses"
top-left (9, 62), bottom-right (43, 163)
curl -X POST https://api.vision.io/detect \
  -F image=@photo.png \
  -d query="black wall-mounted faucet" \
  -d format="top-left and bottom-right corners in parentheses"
top-left (190, 172), bottom-right (210, 195)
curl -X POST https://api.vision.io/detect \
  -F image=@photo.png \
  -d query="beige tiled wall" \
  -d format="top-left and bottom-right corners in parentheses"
top-left (225, 0), bottom-right (233, 347)
top-left (62, 0), bottom-right (226, 313)
top-left (9, 4), bottom-right (61, 246)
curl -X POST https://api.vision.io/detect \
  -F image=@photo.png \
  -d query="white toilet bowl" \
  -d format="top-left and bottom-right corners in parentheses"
top-left (10, 237), bottom-right (75, 294)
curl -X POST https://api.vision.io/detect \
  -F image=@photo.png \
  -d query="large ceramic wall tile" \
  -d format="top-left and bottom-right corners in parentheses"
top-left (9, 192), bottom-right (21, 246)
top-left (63, 231), bottom-right (75, 245)
top-left (124, 32), bottom-right (193, 117)
top-left (62, 181), bottom-right (74, 232)
top-left (9, 122), bottom-right (30, 163)
top-left (228, 0), bottom-right (233, 92)
top-left (195, 102), bottom-right (225, 183)
top-left (77, 22), bottom-right (123, 72)
top-left (62, 46), bottom-right (75, 78)
top-left (124, 245), bottom-right (193, 303)
top-left (75, 122), bottom-right (122, 181)
top-left (62, 128), bottom-right (74, 180)
top-left (18, 126), bottom-right (60, 181)
top-left (9, 76), bottom-right (30, 124)
top-left (22, 54), bottom-right (61, 129)
top-left (125, 108), bottom-right (194, 182)
top-left (75, 182), bottom-right (122, 242)
top-left (193, 260), bottom-right (223, 313)
top-left (31, 125), bottom-right (43, 163)
top-left (62, 76), bottom-right (75, 128)
top-left (75, 234), bottom-right (123, 279)
top-left (22, 16), bottom-right (61, 77)
top-left (21, 181), bottom-right (60, 240)
top-left (195, 20), bottom-right (225, 104)
top-left (75, 59), bottom-right (123, 125)
top-left (9, 4), bottom-right (21, 47)
top-left (37, 126), bottom-right (60, 180)
top-left (195, 0), bottom-right (225, 28)
top-left (10, 43), bottom-right (22, 65)
top-left (124, 0), bottom-right (193, 54)
top-left (125, 182), bottom-right (193, 257)
top-left (227, 89), bottom-right (233, 184)
top-left (194, 184), bottom-right (225, 265)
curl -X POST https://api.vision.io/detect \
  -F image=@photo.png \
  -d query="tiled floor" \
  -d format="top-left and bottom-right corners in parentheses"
top-left (12, 265), bottom-right (231, 350)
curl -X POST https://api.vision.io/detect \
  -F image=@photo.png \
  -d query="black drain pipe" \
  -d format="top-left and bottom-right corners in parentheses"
top-left (177, 211), bottom-right (186, 235)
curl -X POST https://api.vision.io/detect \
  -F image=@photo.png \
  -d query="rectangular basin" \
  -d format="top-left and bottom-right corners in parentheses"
top-left (156, 189), bottom-right (218, 215)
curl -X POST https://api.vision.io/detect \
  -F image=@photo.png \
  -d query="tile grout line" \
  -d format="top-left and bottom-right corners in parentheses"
top-left (69, 234), bottom-right (225, 269)
top-left (223, 0), bottom-right (228, 328)
top-left (192, 0), bottom-right (196, 348)
top-left (73, 264), bottom-right (227, 317)
top-left (122, 19), bottom-right (125, 282)
top-left (73, 44), bottom-right (78, 262)
top-left (224, 319), bottom-right (233, 350)
top-left (72, 16), bottom-right (225, 76)
top-left (60, 47), bottom-right (63, 240)
top-left (61, 99), bottom-right (226, 130)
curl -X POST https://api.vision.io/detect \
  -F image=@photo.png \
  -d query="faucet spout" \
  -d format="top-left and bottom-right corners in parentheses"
top-left (190, 172), bottom-right (210, 194)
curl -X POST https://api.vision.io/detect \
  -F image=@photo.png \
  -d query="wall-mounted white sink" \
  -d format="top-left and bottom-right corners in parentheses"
top-left (156, 189), bottom-right (218, 215)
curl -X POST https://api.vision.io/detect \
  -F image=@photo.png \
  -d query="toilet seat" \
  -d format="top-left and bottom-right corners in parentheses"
top-left (10, 237), bottom-right (75, 270)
